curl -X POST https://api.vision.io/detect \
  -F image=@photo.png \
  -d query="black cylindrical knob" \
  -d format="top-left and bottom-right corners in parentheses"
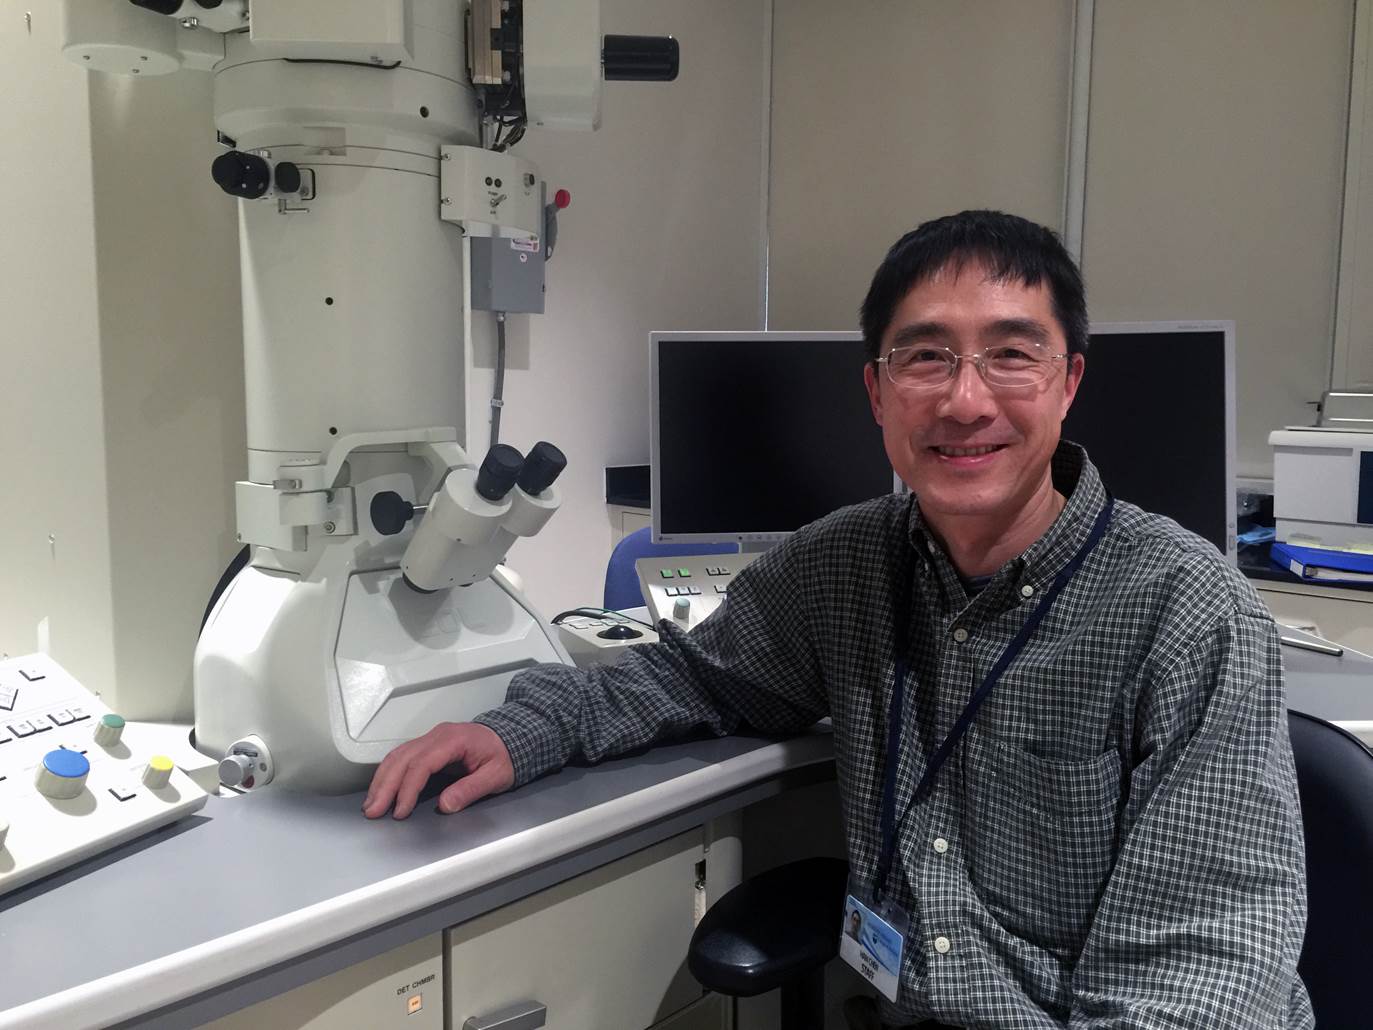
top-left (128, 0), bottom-right (182, 14)
top-left (476, 444), bottom-right (524, 502)
top-left (517, 441), bottom-right (567, 495)
top-left (211, 151), bottom-right (271, 200)
top-left (370, 491), bottom-right (415, 536)
top-left (602, 35), bottom-right (679, 82)
top-left (274, 161), bottom-right (302, 194)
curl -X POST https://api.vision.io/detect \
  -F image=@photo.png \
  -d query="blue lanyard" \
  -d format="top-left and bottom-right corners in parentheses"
top-left (873, 497), bottom-right (1115, 903)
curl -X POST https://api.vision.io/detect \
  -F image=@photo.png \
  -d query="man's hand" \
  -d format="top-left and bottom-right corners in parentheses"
top-left (362, 722), bottom-right (515, 819)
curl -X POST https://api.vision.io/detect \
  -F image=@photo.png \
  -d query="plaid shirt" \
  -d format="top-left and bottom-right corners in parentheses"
top-left (478, 443), bottom-right (1312, 1029)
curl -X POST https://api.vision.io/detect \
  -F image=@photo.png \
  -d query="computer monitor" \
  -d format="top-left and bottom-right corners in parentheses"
top-left (650, 331), bottom-right (897, 546)
top-left (1062, 321), bottom-right (1236, 560)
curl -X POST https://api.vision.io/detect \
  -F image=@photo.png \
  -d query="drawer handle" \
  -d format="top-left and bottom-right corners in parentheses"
top-left (463, 999), bottom-right (548, 1030)
top-left (1281, 634), bottom-right (1345, 657)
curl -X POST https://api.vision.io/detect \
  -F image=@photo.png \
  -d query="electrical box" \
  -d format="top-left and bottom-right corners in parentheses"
top-left (250, 0), bottom-right (413, 64)
top-left (470, 236), bottom-right (546, 314)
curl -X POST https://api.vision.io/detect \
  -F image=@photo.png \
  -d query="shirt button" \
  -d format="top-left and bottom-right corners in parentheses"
top-left (952, 627), bottom-right (969, 643)
top-left (933, 837), bottom-right (949, 854)
top-left (1020, 584), bottom-right (1035, 599)
top-left (934, 936), bottom-right (952, 955)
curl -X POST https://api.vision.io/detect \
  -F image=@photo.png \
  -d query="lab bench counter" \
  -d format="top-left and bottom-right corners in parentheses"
top-left (0, 649), bottom-right (1367, 1030)
top-left (0, 730), bottom-right (837, 1030)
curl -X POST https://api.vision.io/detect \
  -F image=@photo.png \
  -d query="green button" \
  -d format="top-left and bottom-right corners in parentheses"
top-left (677, 568), bottom-right (691, 578)
top-left (660, 569), bottom-right (674, 579)
top-left (101, 714), bottom-right (125, 729)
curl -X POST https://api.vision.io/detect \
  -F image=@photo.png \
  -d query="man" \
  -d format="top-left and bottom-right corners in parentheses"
top-left (365, 211), bottom-right (1312, 1029)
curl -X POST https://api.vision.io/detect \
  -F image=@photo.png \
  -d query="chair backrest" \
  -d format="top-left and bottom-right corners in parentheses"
top-left (603, 526), bottom-right (739, 611)
top-left (1288, 709), bottom-right (1373, 1028)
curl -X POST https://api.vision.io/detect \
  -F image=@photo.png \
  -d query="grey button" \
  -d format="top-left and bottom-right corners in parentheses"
top-left (952, 627), bottom-right (969, 643)
top-left (1020, 584), bottom-right (1035, 598)
top-left (933, 837), bottom-right (949, 854)
top-left (934, 935), bottom-right (951, 955)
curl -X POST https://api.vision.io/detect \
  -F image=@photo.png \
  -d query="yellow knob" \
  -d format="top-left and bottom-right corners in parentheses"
top-left (142, 754), bottom-right (174, 789)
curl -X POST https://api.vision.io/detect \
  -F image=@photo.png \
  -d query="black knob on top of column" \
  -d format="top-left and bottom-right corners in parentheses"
top-left (370, 491), bottom-right (415, 536)
top-left (128, 0), bottom-right (182, 14)
top-left (211, 150), bottom-right (272, 200)
top-left (476, 444), bottom-right (525, 502)
top-left (602, 35), bottom-right (679, 82)
top-left (517, 441), bottom-right (567, 495)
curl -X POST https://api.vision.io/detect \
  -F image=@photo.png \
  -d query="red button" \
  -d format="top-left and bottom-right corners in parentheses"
top-left (554, 189), bottom-right (571, 209)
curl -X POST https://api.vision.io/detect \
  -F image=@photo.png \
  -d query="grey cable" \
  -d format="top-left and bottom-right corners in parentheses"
top-left (490, 311), bottom-right (507, 449)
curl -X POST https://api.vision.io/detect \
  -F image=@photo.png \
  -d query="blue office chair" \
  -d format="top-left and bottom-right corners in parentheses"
top-left (1289, 710), bottom-right (1373, 1028)
top-left (603, 526), bottom-right (738, 611)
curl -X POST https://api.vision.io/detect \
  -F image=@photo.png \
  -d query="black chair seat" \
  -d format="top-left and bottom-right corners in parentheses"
top-left (688, 855), bottom-right (850, 997)
top-left (1289, 710), bottom-right (1373, 1029)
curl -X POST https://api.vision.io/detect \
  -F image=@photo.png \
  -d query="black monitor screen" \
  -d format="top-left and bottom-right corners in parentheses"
top-left (654, 335), bottom-right (894, 540)
top-left (1061, 328), bottom-right (1231, 554)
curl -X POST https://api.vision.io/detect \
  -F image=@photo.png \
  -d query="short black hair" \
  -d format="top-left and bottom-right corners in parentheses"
top-left (858, 210), bottom-right (1088, 362)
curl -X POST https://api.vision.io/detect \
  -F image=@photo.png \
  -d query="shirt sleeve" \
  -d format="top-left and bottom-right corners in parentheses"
top-left (1067, 610), bottom-right (1309, 1028)
top-left (474, 535), bottom-right (832, 786)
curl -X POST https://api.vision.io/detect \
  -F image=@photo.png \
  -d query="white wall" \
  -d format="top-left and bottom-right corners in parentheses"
top-left (1083, 0), bottom-right (1352, 479)
top-left (471, 0), bottom-right (769, 617)
top-left (768, 0), bottom-right (1076, 332)
top-left (88, 72), bottom-right (244, 719)
top-left (766, 1), bottom-right (1360, 481)
top-left (0, 1), bottom-right (116, 692)
top-left (1335, 0), bottom-right (1373, 389)
top-left (0, 5), bottom-right (243, 717)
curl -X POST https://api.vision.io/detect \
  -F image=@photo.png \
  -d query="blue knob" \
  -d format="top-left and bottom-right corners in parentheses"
top-left (36, 748), bottom-right (90, 799)
top-left (44, 749), bottom-right (89, 779)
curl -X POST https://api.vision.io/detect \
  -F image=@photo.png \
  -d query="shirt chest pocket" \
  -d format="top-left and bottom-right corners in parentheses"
top-left (961, 737), bottom-right (1124, 959)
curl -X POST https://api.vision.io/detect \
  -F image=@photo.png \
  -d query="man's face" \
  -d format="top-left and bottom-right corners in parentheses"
top-left (862, 262), bottom-right (1083, 523)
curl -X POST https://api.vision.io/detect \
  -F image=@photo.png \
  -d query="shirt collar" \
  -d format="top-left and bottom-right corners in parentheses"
top-left (903, 441), bottom-right (1108, 604)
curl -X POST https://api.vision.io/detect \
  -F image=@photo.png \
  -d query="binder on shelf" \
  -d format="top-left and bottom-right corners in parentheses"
top-left (1271, 541), bottom-right (1373, 585)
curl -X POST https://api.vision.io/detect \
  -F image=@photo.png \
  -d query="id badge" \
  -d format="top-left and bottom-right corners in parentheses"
top-left (838, 892), bottom-right (908, 1002)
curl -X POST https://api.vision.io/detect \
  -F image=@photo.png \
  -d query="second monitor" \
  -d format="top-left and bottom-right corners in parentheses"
top-left (651, 331), bottom-right (897, 547)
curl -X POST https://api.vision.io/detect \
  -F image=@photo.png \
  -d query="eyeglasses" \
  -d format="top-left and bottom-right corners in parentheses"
top-left (875, 342), bottom-right (1070, 391)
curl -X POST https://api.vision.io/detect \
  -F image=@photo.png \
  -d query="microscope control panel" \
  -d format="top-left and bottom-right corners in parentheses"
top-left (0, 654), bottom-right (208, 897)
top-left (635, 553), bottom-right (758, 632)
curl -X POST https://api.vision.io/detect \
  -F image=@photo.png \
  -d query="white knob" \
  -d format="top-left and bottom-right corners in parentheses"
top-left (93, 714), bottom-right (125, 747)
top-left (142, 755), bottom-right (174, 789)
top-left (0, 815), bottom-right (9, 850)
top-left (673, 597), bottom-right (691, 619)
top-left (219, 753), bottom-right (253, 787)
top-left (35, 749), bottom-right (90, 800)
